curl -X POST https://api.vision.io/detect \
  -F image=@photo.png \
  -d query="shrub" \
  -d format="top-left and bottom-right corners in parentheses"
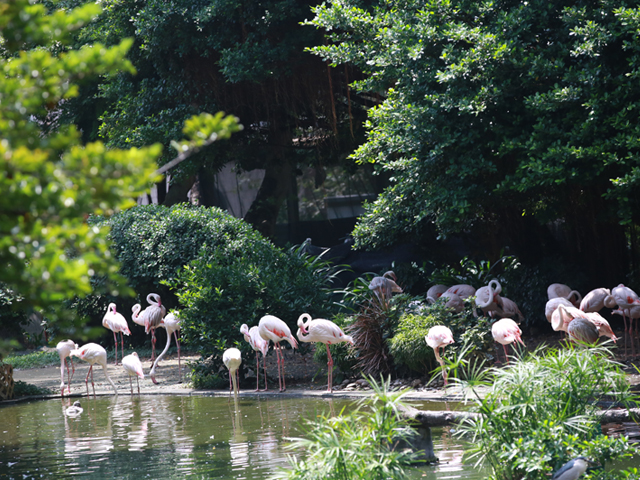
top-left (456, 345), bottom-right (638, 480)
top-left (13, 381), bottom-right (54, 397)
top-left (388, 313), bottom-right (439, 374)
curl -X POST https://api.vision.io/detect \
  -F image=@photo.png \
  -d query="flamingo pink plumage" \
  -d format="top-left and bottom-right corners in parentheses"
top-left (70, 343), bottom-right (118, 396)
top-left (149, 311), bottom-right (182, 384)
top-left (296, 313), bottom-right (354, 392)
top-left (425, 325), bottom-right (455, 386)
top-left (258, 315), bottom-right (298, 392)
top-left (475, 280), bottom-right (502, 316)
top-left (445, 284), bottom-right (476, 300)
top-left (545, 297), bottom-right (573, 323)
top-left (491, 318), bottom-right (525, 364)
top-left (133, 293), bottom-right (166, 365)
top-left (547, 283), bottom-right (582, 307)
top-left (102, 303), bottom-right (131, 365)
top-left (122, 352), bottom-right (144, 395)
top-left (240, 324), bottom-right (269, 391)
top-left (56, 339), bottom-right (78, 396)
top-left (580, 288), bottom-right (615, 313)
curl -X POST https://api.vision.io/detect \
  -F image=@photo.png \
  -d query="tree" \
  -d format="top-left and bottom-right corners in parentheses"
top-left (59, 0), bottom-right (368, 239)
top-left (308, 0), bottom-right (640, 284)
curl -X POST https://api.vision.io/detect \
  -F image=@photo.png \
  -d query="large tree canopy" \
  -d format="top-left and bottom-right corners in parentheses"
top-left (61, 0), bottom-right (368, 238)
top-left (308, 0), bottom-right (640, 282)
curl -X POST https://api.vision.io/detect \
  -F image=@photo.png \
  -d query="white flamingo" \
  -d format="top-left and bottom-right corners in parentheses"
top-left (258, 315), bottom-right (298, 392)
top-left (296, 313), bottom-right (354, 392)
top-left (426, 284), bottom-right (449, 301)
top-left (149, 311), bottom-right (182, 384)
top-left (545, 297), bottom-right (573, 323)
top-left (122, 352), bottom-right (145, 395)
top-left (240, 324), bottom-right (269, 391)
top-left (102, 303), bottom-right (131, 365)
top-left (425, 325), bottom-right (455, 386)
top-left (580, 288), bottom-right (615, 313)
top-left (547, 283), bottom-right (582, 307)
top-left (223, 348), bottom-right (242, 397)
top-left (132, 293), bottom-right (166, 364)
top-left (491, 318), bottom-right (525, 364)
top-left (70, 343), bottom-right (118, 396)
top-left (475, 280), bottom-right (502, 316)
top-left (56, 339), bottom-right (78, 396)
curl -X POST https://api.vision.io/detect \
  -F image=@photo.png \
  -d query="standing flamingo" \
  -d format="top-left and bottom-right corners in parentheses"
top-left (425, 325), bottom-right (455, 386)
top-left (296, 313), bottom-right (355, 392)
top-left (491, 318), bottom-right (525, 364)
top-left (240, 324), bottom-right (269, 391)
top-left (70, 343), bottom-right (118, 396)
top-left (258, 315), bottom-right (298, 392)
top-left (475, 280), bottom-right (503, 316)
top-left (369, 271), bottom-right (403, 303)
top-left (223, 348), bottom-right (242, 397)
top-left (608, 284), bottom-right (640, 353)
top-left (580, 288), bottom-right (615, 313)
top-left (547, 283), bottom-right (582, 307)
top-left (102, 303), bottom-right (131, 365)
top-left (545, 297), bottom-right (574, 323)
top-left (149, 311), bottom-right (182, 384)
top-left (132, 293), bottom-right (166, 365)
top-left (56, 339), bottom-right (78, 396)
top-left (567, 318), bottom-right (599, 345)
top-left (122, 352), bottom-right (144, 395)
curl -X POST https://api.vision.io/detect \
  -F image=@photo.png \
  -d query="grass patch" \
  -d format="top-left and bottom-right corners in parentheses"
top-left (5, 350), bottom-right (59, 369)
top-left (13, 381), bottom-right (54, 397)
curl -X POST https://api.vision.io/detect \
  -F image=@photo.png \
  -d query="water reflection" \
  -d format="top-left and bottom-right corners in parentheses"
top-left (0, 395), bottom-right (489, 479)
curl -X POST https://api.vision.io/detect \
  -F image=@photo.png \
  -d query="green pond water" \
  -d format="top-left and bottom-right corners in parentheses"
top-left (0, 395), bottom-right (485, 479)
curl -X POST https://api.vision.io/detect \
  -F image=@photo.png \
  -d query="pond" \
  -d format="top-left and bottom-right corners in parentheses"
top-left (0, 395), bottom-right (487, 479)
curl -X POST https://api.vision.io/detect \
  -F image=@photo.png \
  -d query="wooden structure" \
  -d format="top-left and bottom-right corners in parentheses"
top-left (0, 362), bottom-right (14, 400)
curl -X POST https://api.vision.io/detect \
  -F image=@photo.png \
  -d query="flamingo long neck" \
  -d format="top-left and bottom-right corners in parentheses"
top-left (150, 328), bottom-right (173, 377)
top-left (101, 364), bottom-right (118, 395)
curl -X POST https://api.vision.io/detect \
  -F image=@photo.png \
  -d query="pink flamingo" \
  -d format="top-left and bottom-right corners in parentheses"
top-left (122, 352), bottom-right (144, 395)
top-left (296, 313), bottom-right (354, 392)
top-left (132, 294), bottom-right (166, 364)
top-left (491, 296), bottom-right (525, 323)
top-left (491, 318), bottom-right (525, 364)
top-left (428, 291), bottom-right (464, 313)
top-left (445, 284), bottom-right (476, 300)
top-left (56, 339), bottom-right (78, 396)
top-left (70, 343), bottom-right (118, 396)
top-left (547, 283), bottom-right (582, 307)
top-left (475, 280), bottom-right (503, 316)
top-left (240, 324), bottom-right (269, 391)
top-left (258, 315), bottom-right (298, 392)
top-left (608, 284), bottom-right (640, 353)
top-left (426, 284), bottom-right (449, 301)
top-left (369, 271), bottom-right (403, 303)
top-left (102, 303), bottom-right (131, 365)
top-left (223, 348), bottom-right (242, 397)
top-left (425, 325), bottom-right (455, 386)
top-left (149, 311), bottom-right (182, 384)
top-left (580, 288), bottom-right (615, 313)
top-left (545, 297), bottom-right (573, 323)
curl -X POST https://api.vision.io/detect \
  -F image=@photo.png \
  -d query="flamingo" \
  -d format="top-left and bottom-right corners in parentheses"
top-left (149, 311), bottom-right (182, 384)
top-left (608, 284), bottom-right (640, 353)
top-left (445, 284), bottom-right (476, 300)
top-left (258, 315), bottom-right (298, 392)
top-left (122, 352), bottom-right (144, 395)
top-left (296, 313), bottom-right (355, 392)
top-left (102, 303), bottom-right (131, 365)
top-left (475, 280), bottom-right (502, 316)
top-left (428, 291), bottom-right (464, 313)
top-left (545, 297), bottom-right (573, 323)
top-left (551, 304), bottom-right (585, 333)
top-left (132, 293), bottom-right (166, 364)
top-left (65, 401), bottom-right (83, 417)
top-left (583, 312), bottom-right (617, 343)
top-left (547, 283), bottom-right (582, 307)
top-left (491, 318), bottom-right (525, 364)
top-left (56, 339), bottom-right (78, 396)
top-left (240, 324), bottom-right (269, 391)
top-left (426, 284), bottom-right (449, 301)
top-left (491, 296), bottom-right (525, 323)
top-left (223, 348), bottom-right (242, 397)
top-left (580, 288), bottom-right (614, 313)
top-left (567, 318), bottom-right (599, 345)
top-left (70, 343), bottom-right (118, 396)
top-left (425, 325), bottom-right (455, 386)
top-left (369, 271), bottom-right (403, 303)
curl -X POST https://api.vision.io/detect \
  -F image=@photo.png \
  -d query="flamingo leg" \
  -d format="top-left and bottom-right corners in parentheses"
top-left (325, 343), bottom-right (334, 393)
top-left (255, 352), bottom-right (261, 392)
top-left (150, 329), bottom-right (157, 366)
top-left (262, 353), bottom-right (269, 392)
top-left (129, 376), bottom-right (134, 395)
top-left (120, 332), bottom-right (125, 366)
top-left (174, 331), bottom-right (182, 382)
top-left (136, 376), bottom-right (140, 395)
top-left (113, 331), bottom-right (119, 365)
top-left (503, 344), bottom-right (509, 364)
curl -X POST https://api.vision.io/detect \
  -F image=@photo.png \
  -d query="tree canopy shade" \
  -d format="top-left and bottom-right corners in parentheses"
top-left (307, 0), bottom-right (640, 283)
top-left (62, 0), bottom-right (368, 239)
top-left (0, 0), bottom-right (162, 330)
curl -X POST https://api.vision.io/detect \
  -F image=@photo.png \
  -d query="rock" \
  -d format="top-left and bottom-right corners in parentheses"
top-left (411, 379), bottom-right (423, 388)
top-left (355, 379), bottom-right (369, 388)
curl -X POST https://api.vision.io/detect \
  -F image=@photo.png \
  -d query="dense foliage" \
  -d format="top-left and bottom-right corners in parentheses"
top-left (457, 346), bottom-right (638, 480)
top-left (308, 0), bottom-right (640, 284)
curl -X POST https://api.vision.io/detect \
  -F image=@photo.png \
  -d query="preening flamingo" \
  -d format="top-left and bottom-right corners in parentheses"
top-left (223, 348), bottom-right (242, 397)
top-left (567, 318), bottom-right (599, 345)
top-left (70, 343), bottom-right (118, 396)
top-left (425, 325), bottom-right (455, 386)
top-left (475, 280), bottom-right (502, 316)
top-left (122, 352), bottom-right (144, 395)
top-left (240, 324), bottom-right (269, 391)
top-left (56, 339), bottom-right (78, 396)
top-left (545, 297), bottom-right (573, 323)
top-left (296, 313), bottom-right (354, 392)
top-left (258, 315), bottom-right (298, 392)
top-left (132, 294), bottom-right (166, 364)
top-left (547, 283), bottom-right (582, 307)
top-left (580, 288), bottom-right (614, 313)
top-left (426, 284), bottom-right (449, 302)
top-left (492, 296), bottom-right (525, 323)
top-left (491, 318), bottom-right (524, 364)
top-left (149, 311), bottom-right (182, 384)
top-left (369, 271), bottom-right (403, 303)
top-left (428, 291), bottom-right (464, 313)
top-left (445, 284), bottom-right (476, 300)
top-left (102, 303), bottom-right (131, 365)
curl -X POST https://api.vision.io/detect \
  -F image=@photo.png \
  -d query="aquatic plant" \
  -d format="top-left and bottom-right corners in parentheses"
top-left (274, 376), bottom-right (423, 480)
top-left (455, 344), bottom-right (638, 479)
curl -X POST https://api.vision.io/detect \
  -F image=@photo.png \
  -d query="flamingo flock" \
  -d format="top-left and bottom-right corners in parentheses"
top-left (51, 272), bottom-right (639, 399)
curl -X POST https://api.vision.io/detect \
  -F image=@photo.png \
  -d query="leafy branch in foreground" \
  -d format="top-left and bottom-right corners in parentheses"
top-left (273, 376), bottom-right (423, 480)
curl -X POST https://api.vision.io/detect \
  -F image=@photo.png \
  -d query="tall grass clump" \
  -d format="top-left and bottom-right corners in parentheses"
top-left (274, 377), bottom-right (423, 480)
top-left (456, 344), bottom-right (638, 480)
